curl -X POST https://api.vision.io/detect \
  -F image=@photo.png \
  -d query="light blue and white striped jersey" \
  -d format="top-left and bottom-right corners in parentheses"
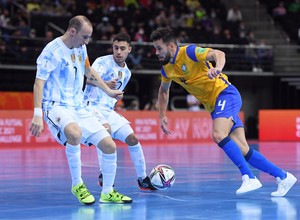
top-left (83, 55), bottom-right (131, 111)
top-left (36, 37), bottom-right (88, 110)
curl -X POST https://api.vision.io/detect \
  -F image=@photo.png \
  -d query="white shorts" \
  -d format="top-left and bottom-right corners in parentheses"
top-left (44, 105), bottom-right (110, 147)
top-left (90, 106), bottom-right (134, 143)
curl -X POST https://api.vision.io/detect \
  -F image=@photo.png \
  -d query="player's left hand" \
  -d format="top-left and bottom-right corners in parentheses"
top-left (116, 93), bottom-right (123, 100)
top-left (159, 115), bottom-right (171, 135)
top-left (108, 89), bottom-right (124, 99)
top-left (207, 68), bottom-right (221, 79)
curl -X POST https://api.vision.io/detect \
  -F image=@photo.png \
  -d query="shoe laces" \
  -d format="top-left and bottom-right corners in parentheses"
top-left (276, 177), bottom-right (289, 191)
top-left (110, 190), bottom-right (125, 199)
top-left (76, 184), bottom-right (91, 199)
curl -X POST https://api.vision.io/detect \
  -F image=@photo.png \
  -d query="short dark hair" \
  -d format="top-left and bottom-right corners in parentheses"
top-left (68, 15), bottom-right (92, 31)
top-left (150, 27), bottom-right (176, 44)
top-left (113, 33), bottom-right (131, 46)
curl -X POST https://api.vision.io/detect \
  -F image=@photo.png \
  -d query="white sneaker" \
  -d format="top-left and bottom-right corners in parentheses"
top-left (271, 172), bottom-right (297, 197)
top-left (236, 175), bottom-right (262, 195)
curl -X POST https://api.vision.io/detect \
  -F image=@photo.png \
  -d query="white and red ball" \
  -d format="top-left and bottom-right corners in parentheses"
top-left (149, 164), bottom-right (175, 190)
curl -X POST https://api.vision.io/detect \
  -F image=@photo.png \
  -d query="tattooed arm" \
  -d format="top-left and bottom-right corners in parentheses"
top-left (85, 65), bottom-right (123, 99)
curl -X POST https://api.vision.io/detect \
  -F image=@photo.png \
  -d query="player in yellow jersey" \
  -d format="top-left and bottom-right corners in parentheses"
top-left (150, 26), bottom-right (297, 196)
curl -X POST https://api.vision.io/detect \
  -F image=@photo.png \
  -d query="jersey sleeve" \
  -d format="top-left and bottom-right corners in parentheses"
top-left (91, 58), bottom-right (108, 77)
top-left (36, 50), bottom-right (59, 81)
top-left (186, 45), bottom-right (211, 62)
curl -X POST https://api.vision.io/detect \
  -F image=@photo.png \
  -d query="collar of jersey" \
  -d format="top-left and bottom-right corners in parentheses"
top-left (170, 45), bottom-right (180, 64)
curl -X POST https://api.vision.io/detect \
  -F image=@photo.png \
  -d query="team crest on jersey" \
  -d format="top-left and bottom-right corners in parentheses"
top-left (118, 71), bottom-right (122, 79)
top-left (71, 54), bottom-right (75, 62)
top-left (181, 64), bottom-right (187, 73)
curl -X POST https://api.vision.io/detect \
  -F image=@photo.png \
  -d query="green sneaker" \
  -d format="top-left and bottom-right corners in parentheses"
top-left (72, 183), bottom-right (95, 205)
top-left (100, 189), bottom-right (132, 204)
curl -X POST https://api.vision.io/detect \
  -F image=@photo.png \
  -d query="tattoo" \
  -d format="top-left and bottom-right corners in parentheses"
top-left (89, 74), bottom-right (98, 85)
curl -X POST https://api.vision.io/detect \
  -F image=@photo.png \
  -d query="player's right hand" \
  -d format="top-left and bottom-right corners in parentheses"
top-left (207, 68), bottom-right (221, 79)
top-left (159, 115), bottom-right (171, 135)
top-left (106, 78), bottom-right (118, 89)
top-left (30, 116), bottom-right (44, 137)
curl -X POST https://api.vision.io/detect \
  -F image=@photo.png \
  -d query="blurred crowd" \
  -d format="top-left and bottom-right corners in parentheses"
top-left (261, 0), bottom-right (300, 44)
top-left (0, 0), bottom-right (277, 72)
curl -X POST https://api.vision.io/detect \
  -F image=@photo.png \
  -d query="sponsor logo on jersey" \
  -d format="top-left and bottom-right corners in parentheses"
top-left (196, 47), bottom-right (206, 54)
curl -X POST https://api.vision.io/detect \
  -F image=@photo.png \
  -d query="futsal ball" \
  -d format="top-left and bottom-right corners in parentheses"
top-left (149, 164), bottom-right (176, 190)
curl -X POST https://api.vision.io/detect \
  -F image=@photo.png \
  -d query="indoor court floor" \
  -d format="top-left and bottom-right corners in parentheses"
top-left (0, 141), bottom-right (299, 220)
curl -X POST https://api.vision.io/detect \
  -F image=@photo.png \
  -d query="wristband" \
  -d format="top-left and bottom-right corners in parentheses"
top-left (34, 108), bottom-right (43, 117)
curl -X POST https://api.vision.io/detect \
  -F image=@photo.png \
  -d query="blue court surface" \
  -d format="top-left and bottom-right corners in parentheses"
top-left (0, 142), bottom-right (299, 220)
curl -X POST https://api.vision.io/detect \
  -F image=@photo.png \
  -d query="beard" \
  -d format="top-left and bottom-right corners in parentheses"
top-left (160, 51), bottom-right (171, 66)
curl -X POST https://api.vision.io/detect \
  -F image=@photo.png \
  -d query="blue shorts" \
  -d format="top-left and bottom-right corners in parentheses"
top-left (211, 85), bottom-right (243, 134)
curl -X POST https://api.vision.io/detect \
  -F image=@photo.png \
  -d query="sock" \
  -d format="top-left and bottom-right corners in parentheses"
top-left (65, 143), bottom-right (82, 186)
top-left (218, 137), bottom-right (254, 178)
top-left (245, 148), bottom-right (287, 179)
top-left (101, 152), bottom-right (117, 194)
top-left (96, 147), bottom-right (103, 173)
top-left (129, 143), bottom-right (146, 179)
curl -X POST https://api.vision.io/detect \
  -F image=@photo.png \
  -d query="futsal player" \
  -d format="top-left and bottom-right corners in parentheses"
top-left (83, 33), bottom-right (156, 190)
top-left (149, 26), bottom-right (297, 196)
top-left (30, 15), bottom-right (132, 204)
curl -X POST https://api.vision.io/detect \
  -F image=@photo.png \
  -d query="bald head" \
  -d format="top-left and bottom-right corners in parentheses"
top-left (68, 15), bottom-right (92, 32)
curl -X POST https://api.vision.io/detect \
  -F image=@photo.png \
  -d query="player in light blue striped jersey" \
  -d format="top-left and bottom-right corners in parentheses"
top-left (84, 33), bottom-right (156, 190)
top-left (30, 15), bottom-right (132, 204)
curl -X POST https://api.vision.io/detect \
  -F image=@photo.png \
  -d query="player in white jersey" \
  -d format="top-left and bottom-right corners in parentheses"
top-left (84, 33), bottom-right (156, 190)
top-left (29, 15), bottom-right (132, 205)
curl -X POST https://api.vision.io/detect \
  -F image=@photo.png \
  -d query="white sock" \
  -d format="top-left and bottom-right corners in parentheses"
top-left (102, 152), bottom-right (117, 194)
top-left (65, 143), bottom-right (82, 186)
top-left (96, 147), bottom-right (103, 173)
top-left (129, 143), bottom-right (146, 179)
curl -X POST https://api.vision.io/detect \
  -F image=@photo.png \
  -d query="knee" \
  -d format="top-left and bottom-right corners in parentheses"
top-left (65, 124), bottom-right (82, 145)
top-left (98, 136), bottom-right (116, 154)
top-left (211, 130), bottom-right (227, 144)
top-left (125, 133), bottom-right (138, 146)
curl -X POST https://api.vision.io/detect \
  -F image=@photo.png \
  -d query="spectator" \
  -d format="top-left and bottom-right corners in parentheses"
top-left (95, 16), bottom-right (114, 39)
top-left (176, 30), bottom-right (190, 44)
top-left (272, 1), bottom-right (287, 23)
top-left (288, 0), bottom-right (300, 13)
top-left (256, 39), bottom-right (273, 72)
top-left (227, 4), bottom-right (242, 22)
top-left (144, 97), bottom-right (159, 111)
top-left (226, 4), bottom-right (242, 32)
top-left (127, 99), bottom-right (140, 110)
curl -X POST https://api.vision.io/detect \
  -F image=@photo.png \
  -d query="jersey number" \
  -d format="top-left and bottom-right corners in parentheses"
top-left (74, 66), bottom-right (77, 75)
top-left (116, 81), bottom-right (122, 90)
top-left (218, 100), bottom-right (226, 111)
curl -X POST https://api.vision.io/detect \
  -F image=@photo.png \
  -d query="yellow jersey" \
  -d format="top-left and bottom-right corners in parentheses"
top-left (161, 45), bottom-right (230, 112)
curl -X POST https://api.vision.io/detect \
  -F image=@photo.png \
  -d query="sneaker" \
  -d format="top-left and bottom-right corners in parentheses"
top-left (271, 172), bottom-right (297, 197)
top-left (100, 189), bottom-right (132, 204)
top-left (98, 173), bottom-right (114, 187)
top-left (138, 176), bottom-right (157, 190)
top-left (236, 175), bottom-right (262, 195)
top-left (72, 183), bottom-right (95, 205)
